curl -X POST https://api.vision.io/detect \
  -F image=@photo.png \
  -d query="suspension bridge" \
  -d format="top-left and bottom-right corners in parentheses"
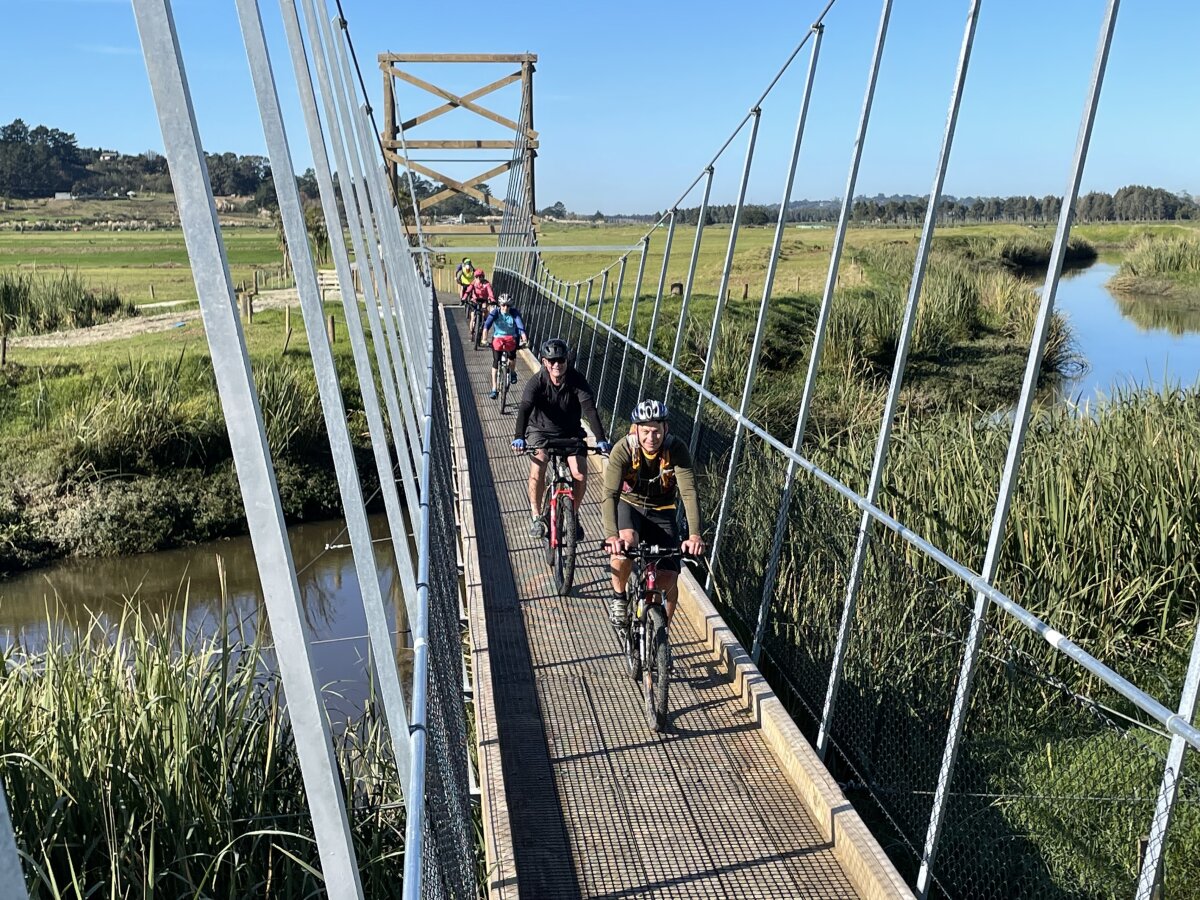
top-left (1, 0), bottom-right (1197, 898)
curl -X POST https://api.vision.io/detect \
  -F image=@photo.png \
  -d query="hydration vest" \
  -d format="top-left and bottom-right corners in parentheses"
top-left (623, 429), bottom-right (675, 493)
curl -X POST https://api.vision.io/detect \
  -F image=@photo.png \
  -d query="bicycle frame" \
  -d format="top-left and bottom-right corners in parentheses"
top-left (545, 452), bottom-right (573, 550)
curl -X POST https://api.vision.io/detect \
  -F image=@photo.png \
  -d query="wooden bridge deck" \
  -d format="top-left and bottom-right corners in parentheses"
top-left (443, 298), bottom-right (862, 899)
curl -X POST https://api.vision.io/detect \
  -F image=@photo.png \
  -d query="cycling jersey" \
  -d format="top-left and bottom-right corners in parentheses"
top-left (456, 265), bottom-right (475, 288)
top-left (482, 308), bottom-right (525, 338)
top-left (514, 367), bottom-right (607, 444)
top-left (465, 280), bottom-right (495, 304)
top-left (602, 434), bottom-right (701, 540)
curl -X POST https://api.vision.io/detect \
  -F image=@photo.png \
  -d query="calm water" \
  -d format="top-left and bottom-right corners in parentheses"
top-left (1054, 262), bottom-right (1200, 405)
top-left (0, 514), bottom-right (411, 719)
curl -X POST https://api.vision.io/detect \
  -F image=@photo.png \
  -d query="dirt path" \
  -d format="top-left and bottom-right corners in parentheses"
top-left (11, 289), bottom-right (303, 349)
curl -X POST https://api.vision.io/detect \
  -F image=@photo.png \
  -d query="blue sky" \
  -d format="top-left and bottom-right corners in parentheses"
top-left (2, 0), bottom-right (1195, 213)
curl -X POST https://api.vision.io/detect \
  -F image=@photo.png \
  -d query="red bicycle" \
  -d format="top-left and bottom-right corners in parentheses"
top-left (522, 438), bottom-right (604, 595)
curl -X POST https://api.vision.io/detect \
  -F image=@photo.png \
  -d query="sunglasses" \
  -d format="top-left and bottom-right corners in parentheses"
top-left (544, 357), bottom-right (567, 366)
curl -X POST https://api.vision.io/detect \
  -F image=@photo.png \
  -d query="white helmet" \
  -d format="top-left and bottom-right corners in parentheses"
top-left (631, 399), bottom-right (669, 424)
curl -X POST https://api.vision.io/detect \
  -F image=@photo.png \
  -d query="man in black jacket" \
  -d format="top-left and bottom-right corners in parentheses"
top-left (511, 338), bottom-right (612, 538)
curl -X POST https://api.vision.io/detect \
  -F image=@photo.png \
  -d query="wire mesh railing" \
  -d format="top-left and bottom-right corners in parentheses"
top-left (492, 1), bottom-right (1200, 896)
top-left (0, 0), bottom-right (477, 897)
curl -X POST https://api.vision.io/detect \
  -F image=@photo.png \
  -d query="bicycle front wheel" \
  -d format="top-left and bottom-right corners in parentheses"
top-left (499, 362), bottom-right (509, 414)
top-left (553, 496), bottom-right (577, 596)
top-left (645, 605), bottom-right (670, 732)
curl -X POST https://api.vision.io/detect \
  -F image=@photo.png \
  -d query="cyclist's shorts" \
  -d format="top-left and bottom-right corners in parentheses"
top-left (527, 429), bottom-right (587, 457)
top-left (617, 502), bottom-right (681, 572)
top-left (492, 335), bottom-right (518, 352)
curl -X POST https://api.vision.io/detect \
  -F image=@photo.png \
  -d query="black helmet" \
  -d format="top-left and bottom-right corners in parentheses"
top-left (540, 338), bottom-right (569, 361)
top-left (631, 399), bottom-right (669, 424)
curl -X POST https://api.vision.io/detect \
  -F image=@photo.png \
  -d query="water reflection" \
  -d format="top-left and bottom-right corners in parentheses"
top-left (1054, 262), bottom-right (1200, 405)
top-left (0, 514), bottom-right (412, 720)
top-left (1112, 293), bottom-right (1200, 336)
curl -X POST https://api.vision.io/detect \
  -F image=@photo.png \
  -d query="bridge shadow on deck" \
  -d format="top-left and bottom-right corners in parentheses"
top-left (443, 297), bottom-right (858, 899)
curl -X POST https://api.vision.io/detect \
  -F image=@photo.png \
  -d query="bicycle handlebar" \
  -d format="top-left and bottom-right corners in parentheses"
top-left (607, 544), bottom-right (690, 561)
top-left (515, 439), bottom-right (608, 457)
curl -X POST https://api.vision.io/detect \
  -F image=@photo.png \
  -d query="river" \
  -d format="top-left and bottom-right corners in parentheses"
top-left (0, 513), bottom-right (411, 720)
top-left (1054, 261), bottom-right (1200, 405)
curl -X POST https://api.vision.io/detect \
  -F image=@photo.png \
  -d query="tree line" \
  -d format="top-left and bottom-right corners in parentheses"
top-left (657, 186), bottom-right (1197, 227)
top-left (5, 120), bottom-right (1195, 227)
top-left (0, 118), bottom-right (499, 220)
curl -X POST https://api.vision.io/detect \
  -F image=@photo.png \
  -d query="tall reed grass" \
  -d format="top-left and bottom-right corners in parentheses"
top-left (825, 246), bottom-right (1083, 379)
top-left (705, 384), bottom-right (1200, 896)
top-left (0, 270), bottom-right (137, 337)
top-left (0, 603), bottom-right (405, 898)
top-left (1110, 234), bottom-right (1200, 298)
top-left (56, 355), bottom-right (329, 476)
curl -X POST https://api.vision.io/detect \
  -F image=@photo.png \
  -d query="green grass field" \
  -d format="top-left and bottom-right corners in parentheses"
top-left (0, 226), bottom-right (287, 306)
top-left (431, 221), bottom-right (1200, 297)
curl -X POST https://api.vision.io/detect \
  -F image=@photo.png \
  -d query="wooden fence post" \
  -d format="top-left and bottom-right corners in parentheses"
top-left (283, 305), bottom-right (293, 354)
top-left (149, 282), bottom-right (156, 302)
top-left (327, 314), bottom-right (336, 344)
top-left (742, 282), bottom-right (749, 299)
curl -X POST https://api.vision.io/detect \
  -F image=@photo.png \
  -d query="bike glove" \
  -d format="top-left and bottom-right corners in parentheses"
top-left (596, 441), bottom-right (613, 455)
top-left (511, 438), bottom-right (526, 452)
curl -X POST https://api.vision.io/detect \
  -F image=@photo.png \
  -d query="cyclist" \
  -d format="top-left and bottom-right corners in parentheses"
top-left (482, 294), bottom-right (527, 399)
top-left (511, 338), bottom-right (612, 539)
top-left (455, 257), bottom-right (475, 300)
top-left (602, 399), bottom-right (705, 628)
top-left (463, 267), bottom-right (496, 343)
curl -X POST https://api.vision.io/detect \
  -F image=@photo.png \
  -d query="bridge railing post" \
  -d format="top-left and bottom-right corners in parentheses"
top-left (584, 268), bottom-right (609, 382)
top-left (752, 0), bottom-right (892, 663)
top-left (236, 0), bottom-right (414, 805)
top-left (705, 25), bottom-right (823, 595)
top-left (916, 3), bottom-right (1120, 893)
top-left (611, 236), bottom-right (650, 434)
top-left (1136, 624), bottom-right (1200, 900)
top-left (131, 0), bottom-right (365, 892)
top-left (637, 209), bottom-right (677, 400)
top-left (816, 0), bottom-right (980, 765)
top-left (596, 255), bottom-right (628, 413)
top-left (687, 109), bottom-right (760, 459)
top-left (664, 165), bottom-right (713, 406)
top-left (572, 278), bottom-right (594, 355)
top-left (277, 0), bottom-right (422, 579)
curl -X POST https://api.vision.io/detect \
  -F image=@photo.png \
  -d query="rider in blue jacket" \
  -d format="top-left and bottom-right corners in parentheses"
top-left (482, 294), bottom-right (527, 398)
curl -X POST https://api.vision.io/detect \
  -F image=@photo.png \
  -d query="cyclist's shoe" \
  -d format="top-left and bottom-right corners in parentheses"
top-left (609, 594), bottom-right (629, 628)
top-left (529, 515), bottom-right (547, 539)
top-left (488, 389), bottom-right (498, 399)
top-left (575, 520), bottom-right (584, 541)
top-left (509, 371), bottom-right (518, 385)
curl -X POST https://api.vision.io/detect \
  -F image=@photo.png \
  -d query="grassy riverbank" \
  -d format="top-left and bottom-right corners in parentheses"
top-left (1109, 232), bottom-right (1200, 299)
top-left (0, 604), bottom-right (405, 897)
top-left (0, 303), bottom-right (376, 577)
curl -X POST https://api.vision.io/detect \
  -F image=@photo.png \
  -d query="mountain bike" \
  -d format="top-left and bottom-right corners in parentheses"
top-left (522, 438), bottom-right (604, 596)
top-left (613, 545), bottom-right (684, 732)
top-left (470, 303), bottom-right (494, 352)
top-left (467, 300), bottom-right (483, 349)
top-left (497, 348), bottom-right (519, 415)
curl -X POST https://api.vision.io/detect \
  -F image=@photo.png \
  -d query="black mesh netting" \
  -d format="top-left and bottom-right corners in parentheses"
top-left (491, 266), bottom-right (1200, 899)
top-left (419, 307), bottom-right (479, 899)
